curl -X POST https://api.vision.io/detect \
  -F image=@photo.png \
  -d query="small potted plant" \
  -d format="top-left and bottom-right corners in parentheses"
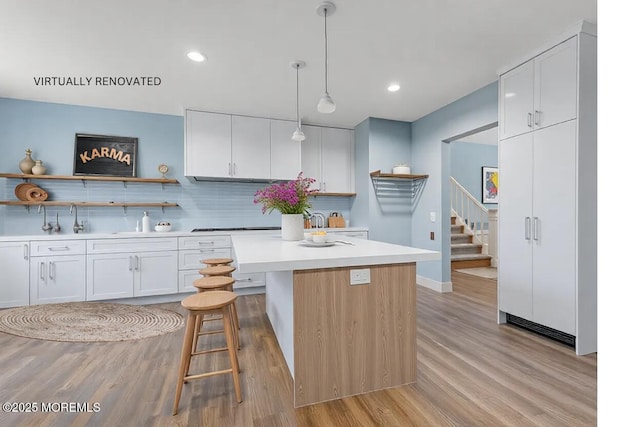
top-left (254, 172), bottom-right (317, 240)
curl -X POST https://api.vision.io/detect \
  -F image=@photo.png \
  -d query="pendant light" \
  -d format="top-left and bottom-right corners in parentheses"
top-left (291, 61), bottom-right (306, 142)
top-left (316, 2), bottom-right (336, 114)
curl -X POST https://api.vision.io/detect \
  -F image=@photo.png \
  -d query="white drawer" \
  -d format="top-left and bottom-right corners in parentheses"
top-left (179, 235), bottom-right (231, 250)
top-left (233, 271), bottom-right (265, 289)
top-left (30, 240), bottom-right (86, 256)
top-left (329, 231), bottom-right (368, 239)
top-left (179, 248), bottom-right (232, 270)
top-left (87, 237), bottom-right (178, 254)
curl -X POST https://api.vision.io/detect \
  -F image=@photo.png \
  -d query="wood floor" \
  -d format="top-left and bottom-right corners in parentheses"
top-left (0, 272), bottom-right (596, 426)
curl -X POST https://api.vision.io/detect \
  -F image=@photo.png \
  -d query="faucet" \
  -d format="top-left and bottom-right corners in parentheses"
top-left (310, 212), bottom-right (326, 228)
top-left (70, 204), bottom-right (85, 234)
top-left (38, 204), bottom-right (52, 233)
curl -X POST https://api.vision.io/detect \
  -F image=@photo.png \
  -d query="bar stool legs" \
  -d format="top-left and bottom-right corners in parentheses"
top-left (173, 292), bottom-right (242, 415)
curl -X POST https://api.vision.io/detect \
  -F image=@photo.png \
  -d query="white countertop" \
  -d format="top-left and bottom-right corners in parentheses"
top-left (0, 227), bottom-right (368, 242)
top-left (231, 234), bottom-right (440, 273)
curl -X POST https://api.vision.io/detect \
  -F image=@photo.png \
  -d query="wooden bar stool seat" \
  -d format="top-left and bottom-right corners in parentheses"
top-left (173, 291), bottom-right (242, 415)
top-left (199, 265), bottom-right (235, 277)
top-left (191, 275), bottom-right (240, 352)
top-left (200, 257), bottom-right (233, 266)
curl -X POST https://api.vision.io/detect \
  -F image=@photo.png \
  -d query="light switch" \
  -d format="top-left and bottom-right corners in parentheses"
top-left (430, 211), bottom-right (436, 222)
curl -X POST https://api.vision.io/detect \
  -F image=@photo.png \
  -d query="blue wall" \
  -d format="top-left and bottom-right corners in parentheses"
top-left (411, 82), bottom-right (498, 284)
top-left (353, 118), bottom-right (412, 246)
top-left (450, 141), bottom-right (498, 208)
top-left (0, 98), bottom-right (351, 235)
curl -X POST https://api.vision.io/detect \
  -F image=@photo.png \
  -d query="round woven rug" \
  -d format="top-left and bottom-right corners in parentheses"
top-left (0, 302), bottom-right (184, 342)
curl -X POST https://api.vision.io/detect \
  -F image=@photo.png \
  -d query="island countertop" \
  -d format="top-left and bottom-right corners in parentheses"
top-left (231, 234), bottom-right (441, 274)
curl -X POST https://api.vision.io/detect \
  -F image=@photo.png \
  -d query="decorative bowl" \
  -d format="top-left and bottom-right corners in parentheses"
top-left (392, 164), bottom-right (411, 174)
top-left (155, 223), bottom-right (172, 232)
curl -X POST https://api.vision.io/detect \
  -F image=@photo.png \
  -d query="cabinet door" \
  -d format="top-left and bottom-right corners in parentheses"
top-left (135, 251), bottom-right (178, 296)
top-left (300, 125), bottom-right (322, 191)
top-left (185, 110), bottom-right (232, 177)
top-left (87, 253), bottom-right (134, 300)
top-left (498, 132), bottom-right (533, 320)
top-left (321, 127), bottom-right (354, 193)
top-left (0, 242), bottom-right (30, 308)
top-left (270, 119), bottom-right (302, 180)
top-left (231, 115), bottom-right (271, 179)
top-left (499, 61), bottom-right (534, 140)
top-left (531, 121), bottom-right (576, 334)
top-left (534, 37), bottom-right (577, 130)
top-left (30, 255), bottom-right (85, 304)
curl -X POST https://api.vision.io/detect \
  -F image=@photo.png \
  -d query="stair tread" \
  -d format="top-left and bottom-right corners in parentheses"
top-left (451, 254), bottom-right (492, 261)
top-left (451, 233), bottom-right (472, 237)
top-left (451, 243), bottom-right (483, 248)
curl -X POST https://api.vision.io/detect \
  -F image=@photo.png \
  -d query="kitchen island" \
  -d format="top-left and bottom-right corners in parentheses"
top-left (231, 234), bottom-right (440, 407)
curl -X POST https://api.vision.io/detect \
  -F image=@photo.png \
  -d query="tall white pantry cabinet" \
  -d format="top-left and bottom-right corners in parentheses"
top-left (497, 22), bottom-right (597, 355)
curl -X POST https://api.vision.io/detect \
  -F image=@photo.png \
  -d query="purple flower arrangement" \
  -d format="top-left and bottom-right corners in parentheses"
top-left (254, 172), bottom-right (318, 215)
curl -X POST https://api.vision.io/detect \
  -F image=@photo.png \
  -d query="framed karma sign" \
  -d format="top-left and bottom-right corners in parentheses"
top-left (73, 133), bottom-right (138, 177)
top-left (482, 166), bottom-right (498, 204)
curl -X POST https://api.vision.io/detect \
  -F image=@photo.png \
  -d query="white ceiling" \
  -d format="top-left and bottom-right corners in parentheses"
top-left (0, 0), bottom-right (596, 129)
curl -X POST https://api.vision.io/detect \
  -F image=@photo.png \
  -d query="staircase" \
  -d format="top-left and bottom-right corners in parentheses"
top-left (450, 216), bottom-right (492, 269)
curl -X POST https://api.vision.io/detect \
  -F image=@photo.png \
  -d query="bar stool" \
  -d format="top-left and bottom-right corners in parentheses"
top-left (200, 257), bottom-right (233, 267)
top-left (199, 265), bottom-right (235, 277)
top-left (173, 291), bottom-right (242, 415)
top-left (191, 276), bottom-right (239, 353)
top-left (198, 265), bottom-right (239, 334)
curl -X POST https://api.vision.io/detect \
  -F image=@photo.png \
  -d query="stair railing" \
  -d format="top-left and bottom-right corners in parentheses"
top-left (450, 176), bottom-right (489, 253)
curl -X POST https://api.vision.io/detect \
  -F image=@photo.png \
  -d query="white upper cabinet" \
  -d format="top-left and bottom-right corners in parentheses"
top-left (185, 110), bottom-right (231, 177)
top-left (321, 127), bottom-right (354, 193)
top-left (500, 36), bottom-right (578, 139)
top-left (301, 125), bottom-right (354, 193)
top-left (231, 115), bottom-right (270, 179)
top-left (270, 119), bottom-right (302, 180)
top-left (185, 111), bottom-right (305, 181)
top-left (300, 125), bottom-right (322, 191)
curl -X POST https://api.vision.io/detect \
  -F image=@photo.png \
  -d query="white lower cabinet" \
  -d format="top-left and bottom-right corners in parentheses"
top-left (30, 255), bottom-right (86, 305)
top-left (29, 239), bottom-right (86, 305)
top-left (86, 238), bottom-right (178, 301)
top-left (178, 234), bottom-right (264, 292)
top-left (0, 242), bottom-right (30, 308)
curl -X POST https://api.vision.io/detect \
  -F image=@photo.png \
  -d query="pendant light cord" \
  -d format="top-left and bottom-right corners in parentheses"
top-left (296, 64), bottom-right (301, 125)
top-left (323, 7), bottom-right (328, 93)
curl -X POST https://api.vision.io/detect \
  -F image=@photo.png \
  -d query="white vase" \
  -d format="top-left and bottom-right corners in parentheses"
top-left (281, 214), bottom-right (303, 241)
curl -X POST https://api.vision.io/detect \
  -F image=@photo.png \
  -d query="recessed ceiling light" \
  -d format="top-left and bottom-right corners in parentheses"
top-left (387, 83), bottom-right (400, 92)
top-left (187, 51), bottom-right (206, 62)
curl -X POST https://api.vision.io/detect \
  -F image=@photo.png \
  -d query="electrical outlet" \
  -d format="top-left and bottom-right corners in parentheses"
top-left (350, 268), bottom-right (371, 285)
top-left (430, 211), bottom-right (437, 222)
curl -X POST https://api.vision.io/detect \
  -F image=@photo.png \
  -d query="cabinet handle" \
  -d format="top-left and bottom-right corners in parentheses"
top-left (135, 255), bottom-right (139, 271)
top-left (49, 262), bottom-right (55, 280)
top-left (40, 261), bottom-right (46, 282)
top-left (228, 162), bottom-right (232, 176)
top-left (524, 217), bottom-right (531, 240)
top-left (129, 256), bottom-right (134, 271)
top-left (533, 217), bottom-right (539, 241)
top-left (527, 112), bottom-right (533, 128)
top-left (233, 163), bottom-right (237, 175)
top-left (47, 246), bottom-right (70, 251)
top-left (198, 241), bottom-right (215, 246)
top-left (534, 110), bottom-right (541, 126)
top-left (24, 244), bottom-right (29, 260)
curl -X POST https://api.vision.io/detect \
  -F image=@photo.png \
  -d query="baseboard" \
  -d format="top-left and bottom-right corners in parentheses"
top-left (416, 275), bottom-right (453, 293)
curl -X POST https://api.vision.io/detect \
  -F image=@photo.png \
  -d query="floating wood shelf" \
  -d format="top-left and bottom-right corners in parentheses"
top-left (0, 201), bottom-right (178, 208)
top-left (369, 170), bottom-right (429, 180)
top-left (369, 170), bottom-right (428, 200)
top-left (0, 172), bottom-right (180, 212)
top-left (0, 173), bottom-right (179, 184)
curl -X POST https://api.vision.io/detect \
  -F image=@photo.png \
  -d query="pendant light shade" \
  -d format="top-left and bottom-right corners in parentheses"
top-left (316, 2), bottom-right (336, 114)
top-left (291, 61), bottom-right (306, 142)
